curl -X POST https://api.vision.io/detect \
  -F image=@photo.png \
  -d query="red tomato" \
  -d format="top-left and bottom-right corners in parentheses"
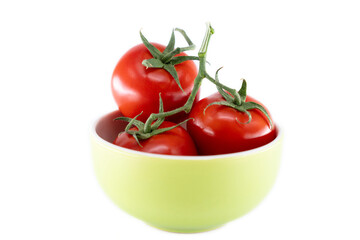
top-left (187, 92), bottom-right (277, 155)
top-left (111, 43), bottom-right (198, 122)
top-left (113, 121), bottom-right (198, 156)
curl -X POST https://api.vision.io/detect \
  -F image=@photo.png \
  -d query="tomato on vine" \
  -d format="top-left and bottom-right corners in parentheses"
top-left (111, 29), bottom-right (199, 123)
top-left (187, 69), bottom-right (276, 155)
top-left (113, 120), bottom-right (197, 156)
top-left (113, 94), bottom-right (197, 155)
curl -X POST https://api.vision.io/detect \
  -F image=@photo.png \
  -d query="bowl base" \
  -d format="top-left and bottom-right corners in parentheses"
top-left (146, 222), bottom-right (224, 233)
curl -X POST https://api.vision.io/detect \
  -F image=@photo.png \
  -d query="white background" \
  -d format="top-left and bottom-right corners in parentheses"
top-left (1, 0), bottom-right (359, 239)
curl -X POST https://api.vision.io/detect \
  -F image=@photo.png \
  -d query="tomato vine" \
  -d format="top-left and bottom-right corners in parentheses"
top-left (116, 23), bottom-right (273, 144)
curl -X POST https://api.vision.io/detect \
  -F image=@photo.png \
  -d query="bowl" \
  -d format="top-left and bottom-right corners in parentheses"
top-left (90, 110), bottom-right (283, 233)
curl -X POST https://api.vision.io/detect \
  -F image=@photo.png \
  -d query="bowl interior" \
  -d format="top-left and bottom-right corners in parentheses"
top-left (93, 110), bottom-right (282, 159)
top-left (95, 110), bottom-right (127, 143)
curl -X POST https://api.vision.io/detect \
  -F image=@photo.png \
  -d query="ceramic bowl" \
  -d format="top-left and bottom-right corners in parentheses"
top-left (90, 110), bottom-right (283, 233)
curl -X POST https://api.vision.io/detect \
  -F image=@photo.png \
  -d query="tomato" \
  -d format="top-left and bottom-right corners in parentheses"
top-left (111, 43), bottom-right (198, 123)
top-left (187, 92), bottom-right (277, 155)
top-left (113, 121), bottom-right (198, 156)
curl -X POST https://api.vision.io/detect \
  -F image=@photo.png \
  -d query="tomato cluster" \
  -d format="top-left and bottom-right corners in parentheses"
top-left (110, 25), bottom-right (277, 156)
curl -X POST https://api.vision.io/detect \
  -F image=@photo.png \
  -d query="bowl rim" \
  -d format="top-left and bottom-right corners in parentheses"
top-left (91, 111), bottom-right (283, 160)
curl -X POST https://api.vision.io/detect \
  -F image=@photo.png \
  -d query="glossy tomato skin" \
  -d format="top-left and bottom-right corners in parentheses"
top-left (111, 43), bottom-right (198, 123)
top-left (113, 121), bottom-right (198, 156)
top-left (187, 92), bottom-right (277, 155)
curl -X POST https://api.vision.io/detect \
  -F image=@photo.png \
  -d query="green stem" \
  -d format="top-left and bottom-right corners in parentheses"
top-left (204, 73), bottom-right (242, 105)
top-left (199, 22), bottom-right (215, 58)
top-left (143, 24), bottom-right (214, 133)
top-left (161, 28), bottom-right (196, 63)
top-left (143, 71), bottom-right (204, 133)
top-left (175, 28), bottom-right (195, 47)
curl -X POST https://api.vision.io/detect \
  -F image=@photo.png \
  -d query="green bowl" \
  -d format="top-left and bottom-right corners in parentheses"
top-left (91, 110), bottom-right (283, 233)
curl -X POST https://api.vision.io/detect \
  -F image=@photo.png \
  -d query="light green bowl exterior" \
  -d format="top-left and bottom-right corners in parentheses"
top-left (91, 115), bottom-right (283, 233)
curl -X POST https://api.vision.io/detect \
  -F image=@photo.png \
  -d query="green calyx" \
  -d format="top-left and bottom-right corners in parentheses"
top-left (115, 94), bottom-right (192, 147)
top-left (203, 68), bottom-right (273, 129)
top-left (140, 28), bottom-right (198, 92)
